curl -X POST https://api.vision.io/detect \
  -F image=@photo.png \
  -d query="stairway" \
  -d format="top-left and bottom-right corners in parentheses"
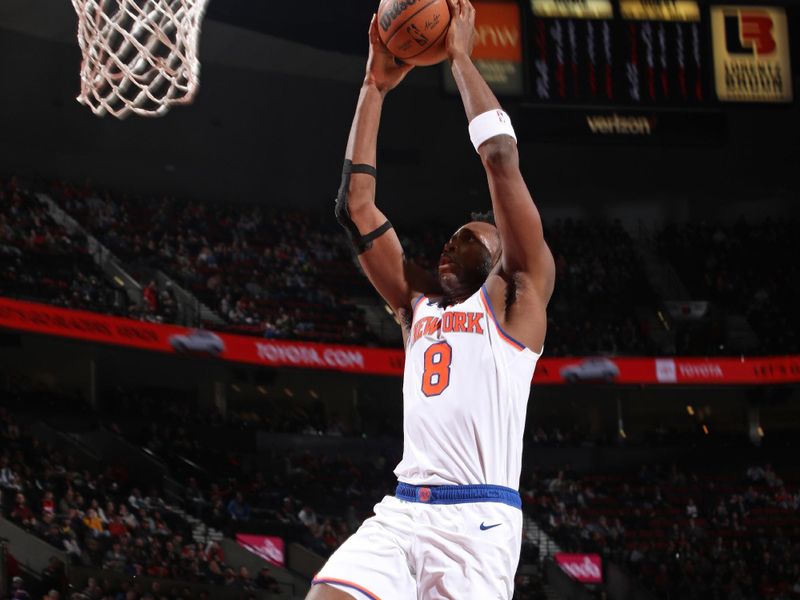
top-left (164, 502), bottom-right (224, 544)
top-left (352, 296), bottom-right (403, 345)
top-left (631, 228), bottom-right (759, 353)
top-left (632, 237), bottom-right (691, 302)
top-left (523, 513), bottom-right (561, 559)
top-left (37, 192), bottom-right (224, 327)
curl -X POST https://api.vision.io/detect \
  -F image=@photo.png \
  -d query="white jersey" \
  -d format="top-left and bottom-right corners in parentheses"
top-left (394, 285), bottom-right (540, 490)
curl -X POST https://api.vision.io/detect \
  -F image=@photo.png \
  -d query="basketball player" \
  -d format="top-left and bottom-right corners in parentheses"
top-left (308, 0), bottom-right (554, 598)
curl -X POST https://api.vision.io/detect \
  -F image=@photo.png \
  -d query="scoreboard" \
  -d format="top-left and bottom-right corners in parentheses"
top-left (529, 17), bottom-right (707, 106)
top-left (443, 0), bottom-right (794, 108)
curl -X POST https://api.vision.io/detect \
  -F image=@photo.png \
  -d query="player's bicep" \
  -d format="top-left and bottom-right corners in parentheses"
top-left (358, 230), bottom-right (410, 311)
top-left (351, 205), bottom-right (424, 313)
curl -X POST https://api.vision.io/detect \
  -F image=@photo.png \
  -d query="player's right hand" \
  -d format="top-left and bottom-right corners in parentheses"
top-left (445, 0), bottom-right (476, 60)
top-left (364, 14), bottom-right (414, 95)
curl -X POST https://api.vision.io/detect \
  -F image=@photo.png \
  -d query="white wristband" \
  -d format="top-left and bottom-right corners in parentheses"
top-left (468, 109), bottom-right (517, 153)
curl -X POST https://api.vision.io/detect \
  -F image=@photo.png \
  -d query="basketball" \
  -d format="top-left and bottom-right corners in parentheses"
top-left (377, 0), bottom-right (451, 67)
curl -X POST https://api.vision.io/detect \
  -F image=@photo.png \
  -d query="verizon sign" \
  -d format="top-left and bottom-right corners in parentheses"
top-left (586, 114), bottom-right (655, 136)
top-left (555, 553), bottom-right (603, 583)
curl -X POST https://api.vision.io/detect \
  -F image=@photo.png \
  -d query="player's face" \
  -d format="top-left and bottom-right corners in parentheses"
top-left (438, 222), bottom-right (500, 293)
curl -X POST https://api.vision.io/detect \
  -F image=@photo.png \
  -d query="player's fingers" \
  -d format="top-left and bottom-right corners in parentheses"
top-left (369, 15), bottom-right (387, 49)
top-left (465, 0), bottom-right (475, 20)
top-left (446, 0), bottom-right (459, 18)
top-left (369, 14), bottom-right (378, 39)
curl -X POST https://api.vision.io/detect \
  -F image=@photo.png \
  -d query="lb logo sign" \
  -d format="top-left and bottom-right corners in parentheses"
top-left (711, 6), bottom-right (792, 102)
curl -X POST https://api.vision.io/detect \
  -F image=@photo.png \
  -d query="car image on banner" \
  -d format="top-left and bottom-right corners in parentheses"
top-left (560, 357), bottom-right (620, 383)
top-left (168, 329), bottom-right (225, 357)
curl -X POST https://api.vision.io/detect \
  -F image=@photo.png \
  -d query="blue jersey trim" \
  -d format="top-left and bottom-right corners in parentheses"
top-left (395, 482), bottom-right (522, 510)
top-left (313, 579), bottom-right (382, 600)
top-left (480, 285), bottom-right (526, 351)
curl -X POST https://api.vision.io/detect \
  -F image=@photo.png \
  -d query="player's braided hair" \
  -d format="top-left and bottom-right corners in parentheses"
top-left (470, 210), bottom-right (495, 225)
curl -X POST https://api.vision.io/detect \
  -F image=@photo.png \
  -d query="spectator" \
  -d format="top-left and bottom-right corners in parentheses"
top-left (11, 493), bottom-right (36, 528)
top-left (255, 567), bottom-right (281, 594)
top-left (298, 504), bottom-right (318, 528)
top-left (82, 509), bottom-right (108, 538)
top-left (10, 576), bottom-right (31, 600)
top-left (225, 492), bottom-right (251, 522)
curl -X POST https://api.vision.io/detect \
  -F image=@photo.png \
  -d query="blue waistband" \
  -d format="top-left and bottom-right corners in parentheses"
top-left (395, 482), bottom-right (522, 509)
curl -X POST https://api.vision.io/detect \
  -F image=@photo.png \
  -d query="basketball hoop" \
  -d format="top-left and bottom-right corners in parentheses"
top-left (71, 0), bottom-right (210, 118)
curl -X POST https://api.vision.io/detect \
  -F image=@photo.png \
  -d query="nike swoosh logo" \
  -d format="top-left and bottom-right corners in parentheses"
top-left (480, 522), bottom-right (501, 531)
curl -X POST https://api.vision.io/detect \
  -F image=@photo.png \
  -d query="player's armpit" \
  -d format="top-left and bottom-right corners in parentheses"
top-left (484, 270), bottom-right (549, 352)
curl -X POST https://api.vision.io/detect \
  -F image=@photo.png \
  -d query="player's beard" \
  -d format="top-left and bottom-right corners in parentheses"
top-left (439, 252), bottom-right (494, 306)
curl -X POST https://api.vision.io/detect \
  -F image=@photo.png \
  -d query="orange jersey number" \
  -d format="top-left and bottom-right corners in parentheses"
top-left (421, 341), bottom-right (452, 397)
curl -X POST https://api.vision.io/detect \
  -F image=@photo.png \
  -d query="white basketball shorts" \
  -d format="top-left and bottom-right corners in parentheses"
top-left (312, 484), bottom-right (523, 600)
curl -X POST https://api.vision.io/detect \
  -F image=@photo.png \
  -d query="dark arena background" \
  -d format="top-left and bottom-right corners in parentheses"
top-left (1, 0), bottom-right (799, 598)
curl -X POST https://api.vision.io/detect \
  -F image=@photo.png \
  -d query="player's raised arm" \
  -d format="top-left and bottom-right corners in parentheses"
top-left (446, 0), bottom-right (555, 314)
top-left (336, 16), bottom-right (440, 328)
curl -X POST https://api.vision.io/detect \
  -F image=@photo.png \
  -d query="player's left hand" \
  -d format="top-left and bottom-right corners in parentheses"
top-left (364, 14), bottom-right (414, 95)
top-left (446, 0), bottom-right (476, 60)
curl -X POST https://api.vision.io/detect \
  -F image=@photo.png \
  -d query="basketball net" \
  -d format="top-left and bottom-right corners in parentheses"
top-left (71, 0), bottom-right (210, 118)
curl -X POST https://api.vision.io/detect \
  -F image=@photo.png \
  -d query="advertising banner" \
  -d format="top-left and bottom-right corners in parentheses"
top-left (711, 6), bottom-right (793, 102)
top-left (0, 297), bottom-right (404, 376)
top-left (514, 108), bottom-right (727, 145)
top-left (620, 0), bottom-right (700, 22)
top-left (530, 0), bottom-right (613, 19)
top-left (235, 534), bottom-right (285, 567)
top-left (2, 297), bottom-right (799, 385)
top-left (555, 553), bottom-right (603, 583)
top-left (444, 1), bottom-right (523, 95)
top-left (534, 355), bottom-right (800, 385)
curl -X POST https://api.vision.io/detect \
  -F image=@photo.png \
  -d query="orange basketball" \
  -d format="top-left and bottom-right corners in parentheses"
top-left (377, 0), bottom-right (451, 67)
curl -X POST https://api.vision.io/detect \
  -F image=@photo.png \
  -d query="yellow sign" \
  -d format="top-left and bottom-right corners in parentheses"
top-left (530, 0), bottom-right (613, 19)
top-left (711, 6), bottom-right (793, 102)
top-left (620, 0), bottom-right (700, 21)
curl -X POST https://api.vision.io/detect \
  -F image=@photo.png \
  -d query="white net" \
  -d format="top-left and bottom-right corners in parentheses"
top-left (71, 0), bottom-right (210, 118)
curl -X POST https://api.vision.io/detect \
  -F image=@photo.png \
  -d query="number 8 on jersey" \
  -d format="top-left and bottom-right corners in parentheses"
top-left (421, 341), bottom-right (452, 397)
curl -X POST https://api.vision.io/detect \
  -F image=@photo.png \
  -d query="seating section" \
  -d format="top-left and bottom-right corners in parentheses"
top-left (546, 219), bottom-right (656, 355)
top-left (524, 464), bottom-right (800, 599)
top-left (0, 178), bottom-right (123, 316)
top-left (5, 374), bottom-right (800, 599)
top-left (0, 409), bottom-right (279, 597)
top-left (48, 180), bottom-right (375, 345)
top-left (44, 181), bottom-right (661, 352)
top-left (104, 390), bottom-right (398, 560)
top-left (658, 219), bottom-right (800, 353)
top-left (1, 175), bottom-right (797, 355)
top-left (0, 177), bottom-right (177, 324)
